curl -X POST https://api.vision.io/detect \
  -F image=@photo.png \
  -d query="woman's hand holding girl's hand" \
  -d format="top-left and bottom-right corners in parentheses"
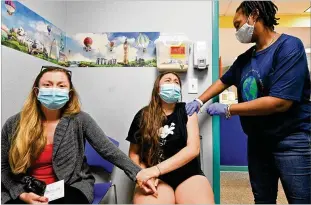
top-left (139, 178), bottom-right (159, 196)
top-left (136, 166), bottom-right (161, 183)
top-left (136, 166), bottom-right (161, 197)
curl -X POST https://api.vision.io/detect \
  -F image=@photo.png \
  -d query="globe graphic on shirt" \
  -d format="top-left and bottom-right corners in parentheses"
top-left (242, 76), bottom-right (258, 101)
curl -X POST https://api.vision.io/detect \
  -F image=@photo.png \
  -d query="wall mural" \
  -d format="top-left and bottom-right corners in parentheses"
top-left (1, 0), bottom-right (68, 66)
top-left (65, 32), bottom-right (159, 67)
top-left (1, 1), bottom-right (160, 68)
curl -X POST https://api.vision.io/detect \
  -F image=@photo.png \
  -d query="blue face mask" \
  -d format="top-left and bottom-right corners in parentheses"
top-left (159, 83), bottom-right (181, 104)
top-left (37, 87), bottom-right (70, 110)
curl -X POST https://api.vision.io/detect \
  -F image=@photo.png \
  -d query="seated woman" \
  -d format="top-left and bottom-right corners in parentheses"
top-left (127, 72), bottom-right (215, 204)
top-left (1, 66), bottom-right (156, 204)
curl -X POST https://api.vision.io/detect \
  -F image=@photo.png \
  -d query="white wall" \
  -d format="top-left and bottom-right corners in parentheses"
top-left (220, 27), bottom-right (311, 67)
top-left (1, 0), bottom-right (67, 122)
top-left (65, 1), bottom-right (213, 203)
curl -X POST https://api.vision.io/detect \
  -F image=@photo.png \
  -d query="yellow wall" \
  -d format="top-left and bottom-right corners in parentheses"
top-left (220, 15), bottom-right (311, 28)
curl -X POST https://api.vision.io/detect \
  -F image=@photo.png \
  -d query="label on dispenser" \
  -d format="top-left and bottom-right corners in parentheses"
top-left (170, 44), bottom-right (186, 59)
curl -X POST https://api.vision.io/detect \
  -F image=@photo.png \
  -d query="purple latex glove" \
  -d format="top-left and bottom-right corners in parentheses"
top-left (186, 100), bottom-right (200, 116)
top-left (206, 103), bottom-right (227, 116)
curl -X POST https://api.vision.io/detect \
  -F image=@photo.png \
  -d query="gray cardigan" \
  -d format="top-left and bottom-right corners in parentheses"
top-left (1, 112), bottom-right (141, 204)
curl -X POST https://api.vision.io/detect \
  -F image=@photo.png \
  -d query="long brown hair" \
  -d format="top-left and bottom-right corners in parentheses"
top-left (9, 66), bottom-right (81, 174)
top-left (139, 72), bottom-right (182, 167)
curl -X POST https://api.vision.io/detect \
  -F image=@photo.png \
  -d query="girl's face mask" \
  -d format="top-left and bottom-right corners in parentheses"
top-left (159, 83), bottom-right (181, 104)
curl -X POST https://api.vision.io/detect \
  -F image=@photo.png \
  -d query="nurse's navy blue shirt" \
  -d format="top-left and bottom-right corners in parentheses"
top-left (220, 34), bottom-right (310, 137)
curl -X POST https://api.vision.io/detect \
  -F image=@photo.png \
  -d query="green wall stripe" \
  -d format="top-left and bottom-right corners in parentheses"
top-left (212, 0), bottom-right (220, 204)
top-left (220, 166), bottom-right (249, 172)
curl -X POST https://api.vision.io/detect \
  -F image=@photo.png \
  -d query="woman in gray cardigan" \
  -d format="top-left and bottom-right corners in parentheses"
top-left (1, 66), bottom-right (156, 204)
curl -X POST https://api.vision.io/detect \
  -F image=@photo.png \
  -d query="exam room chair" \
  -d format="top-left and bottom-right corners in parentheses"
top-left (85, 137), bottom-right (119, 204)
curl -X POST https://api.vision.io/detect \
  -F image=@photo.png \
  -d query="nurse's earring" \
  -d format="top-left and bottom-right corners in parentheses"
top-left (250, 9), bottom-right (259, 25)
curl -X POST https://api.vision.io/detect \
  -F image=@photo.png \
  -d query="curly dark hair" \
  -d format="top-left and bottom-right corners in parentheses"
top-left (237, 1), bottom-right (280, 30)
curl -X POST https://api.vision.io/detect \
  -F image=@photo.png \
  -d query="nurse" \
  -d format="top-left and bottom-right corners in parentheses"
top-left (186, 1), bottom-right (310, 204)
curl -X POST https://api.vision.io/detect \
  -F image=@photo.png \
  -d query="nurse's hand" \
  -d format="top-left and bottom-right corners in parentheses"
top-left (186, 100), bottom-right (201, 116)
top-left (206, 103), bottom-right (227, 116)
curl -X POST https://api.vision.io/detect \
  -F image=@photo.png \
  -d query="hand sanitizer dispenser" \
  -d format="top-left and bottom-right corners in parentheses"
top-left (194, 41), bottom-right (208, 70)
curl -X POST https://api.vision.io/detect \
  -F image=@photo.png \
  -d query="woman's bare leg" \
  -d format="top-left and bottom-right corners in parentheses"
top-left (175, 175), bottom-right (214, 204)
top-left (133, 180), bottom-right (175, 204)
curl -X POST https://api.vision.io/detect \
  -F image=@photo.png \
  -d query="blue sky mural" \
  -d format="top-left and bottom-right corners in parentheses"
top-left (65, 32), bottom-right (160, 67)
top-left (1, 0), bottom-right (66, 66)
top-left (1, 1), bottom-right (159, 67)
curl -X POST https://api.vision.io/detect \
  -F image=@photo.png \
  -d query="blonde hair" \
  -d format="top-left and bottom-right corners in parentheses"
top-left (140, 72), bottom-right (182, 167)
top-left (9, 67), bottom-right (81, 174)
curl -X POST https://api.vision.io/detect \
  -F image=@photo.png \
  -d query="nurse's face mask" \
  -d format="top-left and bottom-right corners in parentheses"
top-left (235, 15), bottom-right (256, 44)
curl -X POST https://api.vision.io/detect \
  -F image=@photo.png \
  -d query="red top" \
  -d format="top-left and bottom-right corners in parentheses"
top-left (29, 144), bottom-right (57, 185)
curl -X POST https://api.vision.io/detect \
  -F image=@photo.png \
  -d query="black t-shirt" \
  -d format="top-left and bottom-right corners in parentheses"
top-left (126, 103), bottom-right (188, 164)
top-left (127, 102), bottom-right (203, 182)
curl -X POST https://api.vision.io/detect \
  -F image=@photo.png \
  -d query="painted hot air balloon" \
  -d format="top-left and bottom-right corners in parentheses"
top-left (83, 37), bottom-right (92, 52)
top-left (110, 41), bottom-right (114, 48)
top-left (136, 33), bottom-right (150, 53)
top-left (107, 41), bottom-right (115, 52)
top-left (5, 0), bottom-right (16, 15)
top-left (47, 25), bottom-right (51, 35)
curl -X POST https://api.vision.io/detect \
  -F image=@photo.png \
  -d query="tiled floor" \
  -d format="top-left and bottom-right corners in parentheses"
top-left (221, 172), bottom-right (287, 204)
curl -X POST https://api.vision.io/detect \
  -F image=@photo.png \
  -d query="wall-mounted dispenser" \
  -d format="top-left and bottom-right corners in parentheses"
top-left (155, 33), bottom-right (192, 72)
top-left (193, 41), bottom-right (208, 70)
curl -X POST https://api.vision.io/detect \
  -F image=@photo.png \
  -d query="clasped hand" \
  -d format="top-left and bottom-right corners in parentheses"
top-left (136, 166), bottom-right (161, 197)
